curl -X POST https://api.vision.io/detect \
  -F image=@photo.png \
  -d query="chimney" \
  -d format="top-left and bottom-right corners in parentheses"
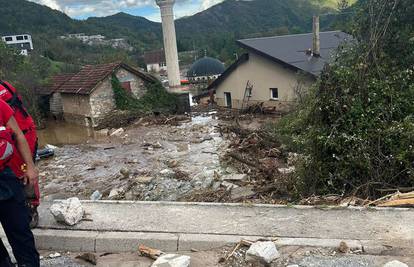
top-left (312, 16), bottom-right (320, 57)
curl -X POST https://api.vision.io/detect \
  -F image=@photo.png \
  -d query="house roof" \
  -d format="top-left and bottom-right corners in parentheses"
top-left (37, 73), bottom-right (75, 95)
top-left (56, 62), bottom-right (156, 95)
top-left (237, 31), bottom-right (351, 76)
top-left (144, 50), bottom-right (166, 65)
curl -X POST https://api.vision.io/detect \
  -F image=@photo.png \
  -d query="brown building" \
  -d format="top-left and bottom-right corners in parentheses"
top-left (42, 62), bottom-right (156, 127)
top-left (144, 49), bottom-right (167, 73)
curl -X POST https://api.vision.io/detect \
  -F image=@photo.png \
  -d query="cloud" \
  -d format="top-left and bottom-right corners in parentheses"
top-left (29, 0), bottom-right (225, 19)
top-left (200, 0), bottom-right (224, 10)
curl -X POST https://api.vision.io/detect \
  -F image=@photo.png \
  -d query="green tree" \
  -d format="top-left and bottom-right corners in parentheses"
top-left (278, 0), bottom-right (414, 198)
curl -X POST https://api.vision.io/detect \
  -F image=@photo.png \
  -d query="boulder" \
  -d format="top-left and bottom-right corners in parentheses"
top-left (383, 261), bottom-right (409, 267)
top-left (151, 254), bottom-right (190, 267)
top-left (246, 241), bottom-right (280, 264)
top-left (50, 198), bottom-right (84, 226)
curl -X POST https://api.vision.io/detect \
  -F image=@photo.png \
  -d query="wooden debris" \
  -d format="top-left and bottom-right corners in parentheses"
top-left (378, 198), bottom-right (414, 207)
top-left (138, 244), bottom-right (163, 260)
top-left (370, 191), bottom-right (414, 207)
top-left (219, 239), bottom-right (254, 263)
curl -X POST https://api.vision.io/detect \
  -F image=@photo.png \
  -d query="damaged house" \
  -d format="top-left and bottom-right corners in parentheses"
top-left (199, 18), bottom-right (351, 112)
top-left (41, 62), bottom-right (156, 127)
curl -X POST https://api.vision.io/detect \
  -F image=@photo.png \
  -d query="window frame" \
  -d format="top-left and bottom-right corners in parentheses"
top-left (270, 88), bottom-right (279, 100)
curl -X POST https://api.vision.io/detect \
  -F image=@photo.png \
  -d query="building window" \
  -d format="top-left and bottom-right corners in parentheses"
top-left (224, 92), bottom-right (232, 108)
top-left (24, 36), bottom-right (28, 40)
top-left (270, 88), bottom-right (279, 100)
top-left (5, 37), bottom-right (12, 42)
top-left (16, 36), bottom-right (24, 41)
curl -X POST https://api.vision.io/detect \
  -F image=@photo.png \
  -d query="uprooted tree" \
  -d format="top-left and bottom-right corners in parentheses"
top-left (278, 0), bottom-right (414, 199)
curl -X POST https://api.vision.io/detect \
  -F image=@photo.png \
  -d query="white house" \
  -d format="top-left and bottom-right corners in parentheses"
top-left (1, 34), bottom-right (33, 56)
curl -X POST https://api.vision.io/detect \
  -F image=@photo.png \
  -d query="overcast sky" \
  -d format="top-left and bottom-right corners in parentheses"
top-left (29, 0), bottom-right (224, 21)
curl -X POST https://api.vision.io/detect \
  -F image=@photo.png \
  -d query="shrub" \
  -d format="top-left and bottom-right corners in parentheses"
top-left (276, 0), bottom-right (414, 198)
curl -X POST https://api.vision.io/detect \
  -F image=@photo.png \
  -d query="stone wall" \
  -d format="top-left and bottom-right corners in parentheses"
top-left (116, 68), bottom-right (148, 98)
top-left (89, 78), bottom-right (115, 126)
top-left (61, 67), bottom-right (149, 127)
top-left (61, 94), bottom-right (92, 126)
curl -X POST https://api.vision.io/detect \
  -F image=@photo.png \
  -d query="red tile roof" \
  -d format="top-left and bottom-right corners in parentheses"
top-left (37, 73), bottom-right (75, 95)
top-left (52, 62), bottom-right (156, 95)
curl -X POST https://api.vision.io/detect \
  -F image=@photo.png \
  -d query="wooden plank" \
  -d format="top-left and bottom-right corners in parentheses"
top-left (378, 198), bottom-right (414, 207)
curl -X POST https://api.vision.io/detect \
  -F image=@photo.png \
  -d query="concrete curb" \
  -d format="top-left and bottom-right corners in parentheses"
top-left (56, 200), bottom-right (413, 212)
top-left (32, 229), bottom-right (414, 256)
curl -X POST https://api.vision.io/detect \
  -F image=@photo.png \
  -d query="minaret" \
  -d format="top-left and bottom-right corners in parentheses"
top-left (156, 0), bottom-right (181, 88)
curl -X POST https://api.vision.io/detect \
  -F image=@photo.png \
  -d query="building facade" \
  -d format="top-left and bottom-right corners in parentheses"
top-left (42, 63), bottom-right (156, 127)
top-left (205, 31), bottom-right (351, 113)
top-left (1, 34), bottom-right (33, 56)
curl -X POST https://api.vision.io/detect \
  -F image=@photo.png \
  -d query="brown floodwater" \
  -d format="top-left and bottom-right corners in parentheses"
top-left (37, 121), bottom-right (105, 147)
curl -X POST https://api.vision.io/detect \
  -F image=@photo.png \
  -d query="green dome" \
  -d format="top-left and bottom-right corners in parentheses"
top-left (187, 57), bottom-right (225, 78)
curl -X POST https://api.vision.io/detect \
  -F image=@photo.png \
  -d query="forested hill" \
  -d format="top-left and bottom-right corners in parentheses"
top-left (0, 0), bottom-right (351, 64)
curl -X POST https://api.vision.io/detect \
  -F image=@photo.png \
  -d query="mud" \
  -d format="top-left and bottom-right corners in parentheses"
top-left (38, 113), bottom-right (234, 201)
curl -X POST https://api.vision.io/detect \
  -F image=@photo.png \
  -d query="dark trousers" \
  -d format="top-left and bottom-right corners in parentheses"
top-left (0, 168), bottom-right (39, 267)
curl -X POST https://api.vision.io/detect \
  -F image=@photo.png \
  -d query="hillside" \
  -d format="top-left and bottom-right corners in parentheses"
top-left (0, 0), bottom-right (351, 65)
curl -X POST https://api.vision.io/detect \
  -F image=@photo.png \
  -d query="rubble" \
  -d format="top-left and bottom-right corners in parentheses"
top-left (383, 260), bottom-right (409, 267)
top-left (246, 241), bottom-right (280, 264)
top-left (151, 254), bottom-right (191, 267)
top-left (90, 190), bottom-right (102, 201)
top-left (338, 241), bottom-right (350, 254)
top-left (221, 174), bottom-right (248, 182)
top-left (50, 197), bottom-right (84, 226)
top-left (48, 252), bottom-right (61, 259)
top-left (110, 128), bottom-right (125, 137)
top-left (76, 252), bottom-right (97, 265)
top-left (231, 186), bottom-right (255, 200)
top-left (108, 188), bottom-right (124, 200)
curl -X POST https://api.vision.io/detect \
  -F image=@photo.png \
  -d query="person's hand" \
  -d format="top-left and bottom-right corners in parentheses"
top-left (23, 166), bottom-right (39, 185)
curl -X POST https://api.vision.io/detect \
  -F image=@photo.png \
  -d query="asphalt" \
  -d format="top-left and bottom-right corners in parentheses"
top-left (31, 201), bottom-right (414, 254)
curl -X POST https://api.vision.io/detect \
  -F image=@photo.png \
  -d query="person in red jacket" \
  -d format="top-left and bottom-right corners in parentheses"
top-left (0, 80), bottom-right (40, 228)
top-left (0, 98), bottom-right (40, 266)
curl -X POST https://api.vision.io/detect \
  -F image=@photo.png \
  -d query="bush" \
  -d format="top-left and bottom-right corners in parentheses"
top-left (111, 75), bottom-right (179, 114)
top-left (277, 0), bottom-right (414, 198)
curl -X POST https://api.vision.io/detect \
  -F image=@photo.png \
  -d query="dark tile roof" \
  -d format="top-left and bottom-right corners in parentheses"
top-left (237, 31), bottom-right (351, 76)
top-left (56, 62), bottom-right (156, 95)
top-left (144, 50), bottom-right (166, 65)
top-left (37, 73), bottom-right (75, 95)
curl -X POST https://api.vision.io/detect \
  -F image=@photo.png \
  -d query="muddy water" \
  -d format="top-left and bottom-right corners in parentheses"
top-left (37, 121), bottom-right (106, 147)
top-left (38, 114), bottom-right (231, 201)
